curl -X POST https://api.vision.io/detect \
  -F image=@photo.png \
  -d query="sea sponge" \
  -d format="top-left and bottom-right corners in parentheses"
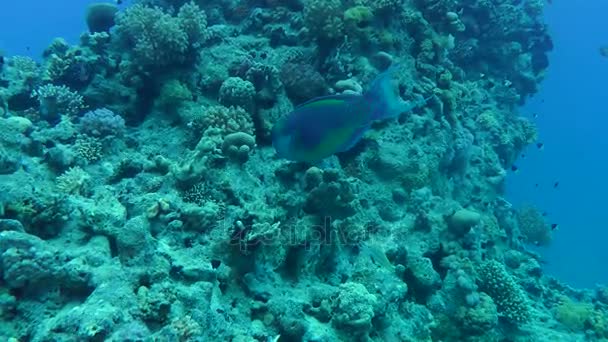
top-left (477, 260), bottom-right (530, 324)
top-left (85, 3), bottom-right (119, 33)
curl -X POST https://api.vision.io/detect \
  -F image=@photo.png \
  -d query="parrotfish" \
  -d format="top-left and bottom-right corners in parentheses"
top-left (272, 67), bottom-right (425, 163)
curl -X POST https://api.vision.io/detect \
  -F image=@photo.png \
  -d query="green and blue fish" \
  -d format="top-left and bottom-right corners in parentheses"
top-left (272, 67), bottom-right (425, 163)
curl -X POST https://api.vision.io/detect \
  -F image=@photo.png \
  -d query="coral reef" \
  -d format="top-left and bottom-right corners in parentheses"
top-left (1, 1), bottom-right (603, 341)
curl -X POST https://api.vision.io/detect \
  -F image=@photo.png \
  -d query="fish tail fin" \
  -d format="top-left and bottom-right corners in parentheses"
top-left (365, 65), bottom-right (430, 120)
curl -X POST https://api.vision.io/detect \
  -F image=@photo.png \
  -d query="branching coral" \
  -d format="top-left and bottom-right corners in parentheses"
top-left (74, 135), bottom-right (104, 163)
top-left (2, 56), bottom-right (41, 111)
top-left (218, 77), bottom-right (256, 112)
top-left (303, 0), bottom-right (345, 42)
top-left (182, 104), bottom-right (254, 136)
top-left (516, 205), bottom-right (552, 246)
top-left (477, 260), bottom-right (530, 324)
top-left (56, 166), bottom-right (90, 195)
top-left (79, 108), bottom-right (126, 138)
top-left (33, 84), bottom-right (85, 120)
top-left (114, 2), bottom-right (207, 68)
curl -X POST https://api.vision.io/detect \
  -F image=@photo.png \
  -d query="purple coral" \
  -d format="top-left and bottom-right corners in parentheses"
top-left (79, 108), bottom-right (126, 138)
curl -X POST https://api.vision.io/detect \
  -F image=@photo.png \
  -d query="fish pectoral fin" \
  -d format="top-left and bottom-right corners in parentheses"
top-left (337, 126), bottom-right (369, 153)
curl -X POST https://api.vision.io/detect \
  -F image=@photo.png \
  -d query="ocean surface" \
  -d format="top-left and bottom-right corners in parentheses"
top-left (1, 0), bottom-right (607, 340)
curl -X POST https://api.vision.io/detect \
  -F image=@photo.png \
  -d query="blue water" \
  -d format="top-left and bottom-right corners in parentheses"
top-left (0, 0), bottom-right (99, 58)
top-left (507, 0), bottom-right (608, 288)
top-left (1, 0), bottom-right (606, 288)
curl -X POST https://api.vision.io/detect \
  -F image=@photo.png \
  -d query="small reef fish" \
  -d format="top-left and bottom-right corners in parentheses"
top-left (553, 181), bottom-right (559, 188)
top-left (536, 142), bottom-right (544, 150)
top-left (600, 46), bottom-right (608, 58)
top-left (511, 165), bottom-right (519, 173)
top-left (272, 67), bottom-right (426, 163)
top-left (551, 223), bottom-right (559, 230)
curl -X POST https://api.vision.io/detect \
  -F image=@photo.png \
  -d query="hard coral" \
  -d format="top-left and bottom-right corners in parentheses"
top-left (222, 132), bottom-right (255, 162)
top-left (74, 135), bottom-right (104, 164)
top-left (333, 282), bottom-right (377, 337)
top-left (279, 63), bottom-right (327, 104)
top-left (516, 205), bottom-right (552, 246)
top-left (79, 108), bottom-right (126, 138)
top-left (114, 2), bottom-right (207, 68)
top-left (56, 166), bottom-right (90, 195)
top-left (303, 0), bottom-right (344, 43)
top-left (86, 3), bottom-right (119, 33)
top-left (184, 104), bottom-right (254, 136)
top-left (218, 77), bottom-right (256, 112)
top-left (477, 260), bottom-right (530, 324)
top-left (33, 84), bottom-right (85, 121)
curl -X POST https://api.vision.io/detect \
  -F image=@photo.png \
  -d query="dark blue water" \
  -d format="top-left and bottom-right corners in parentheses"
top-left (0, 0), bottom-right (98, 57)
top-left (507, 0), bottom-right (608, 288)
top-left (1, 0), bottom-right (606, 288)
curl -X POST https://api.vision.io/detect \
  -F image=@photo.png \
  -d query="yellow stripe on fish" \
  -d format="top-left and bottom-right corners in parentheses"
top-left (298, 98), bottom-right (346, 109)
top-left (297, 123), bottom-right (358, 163)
